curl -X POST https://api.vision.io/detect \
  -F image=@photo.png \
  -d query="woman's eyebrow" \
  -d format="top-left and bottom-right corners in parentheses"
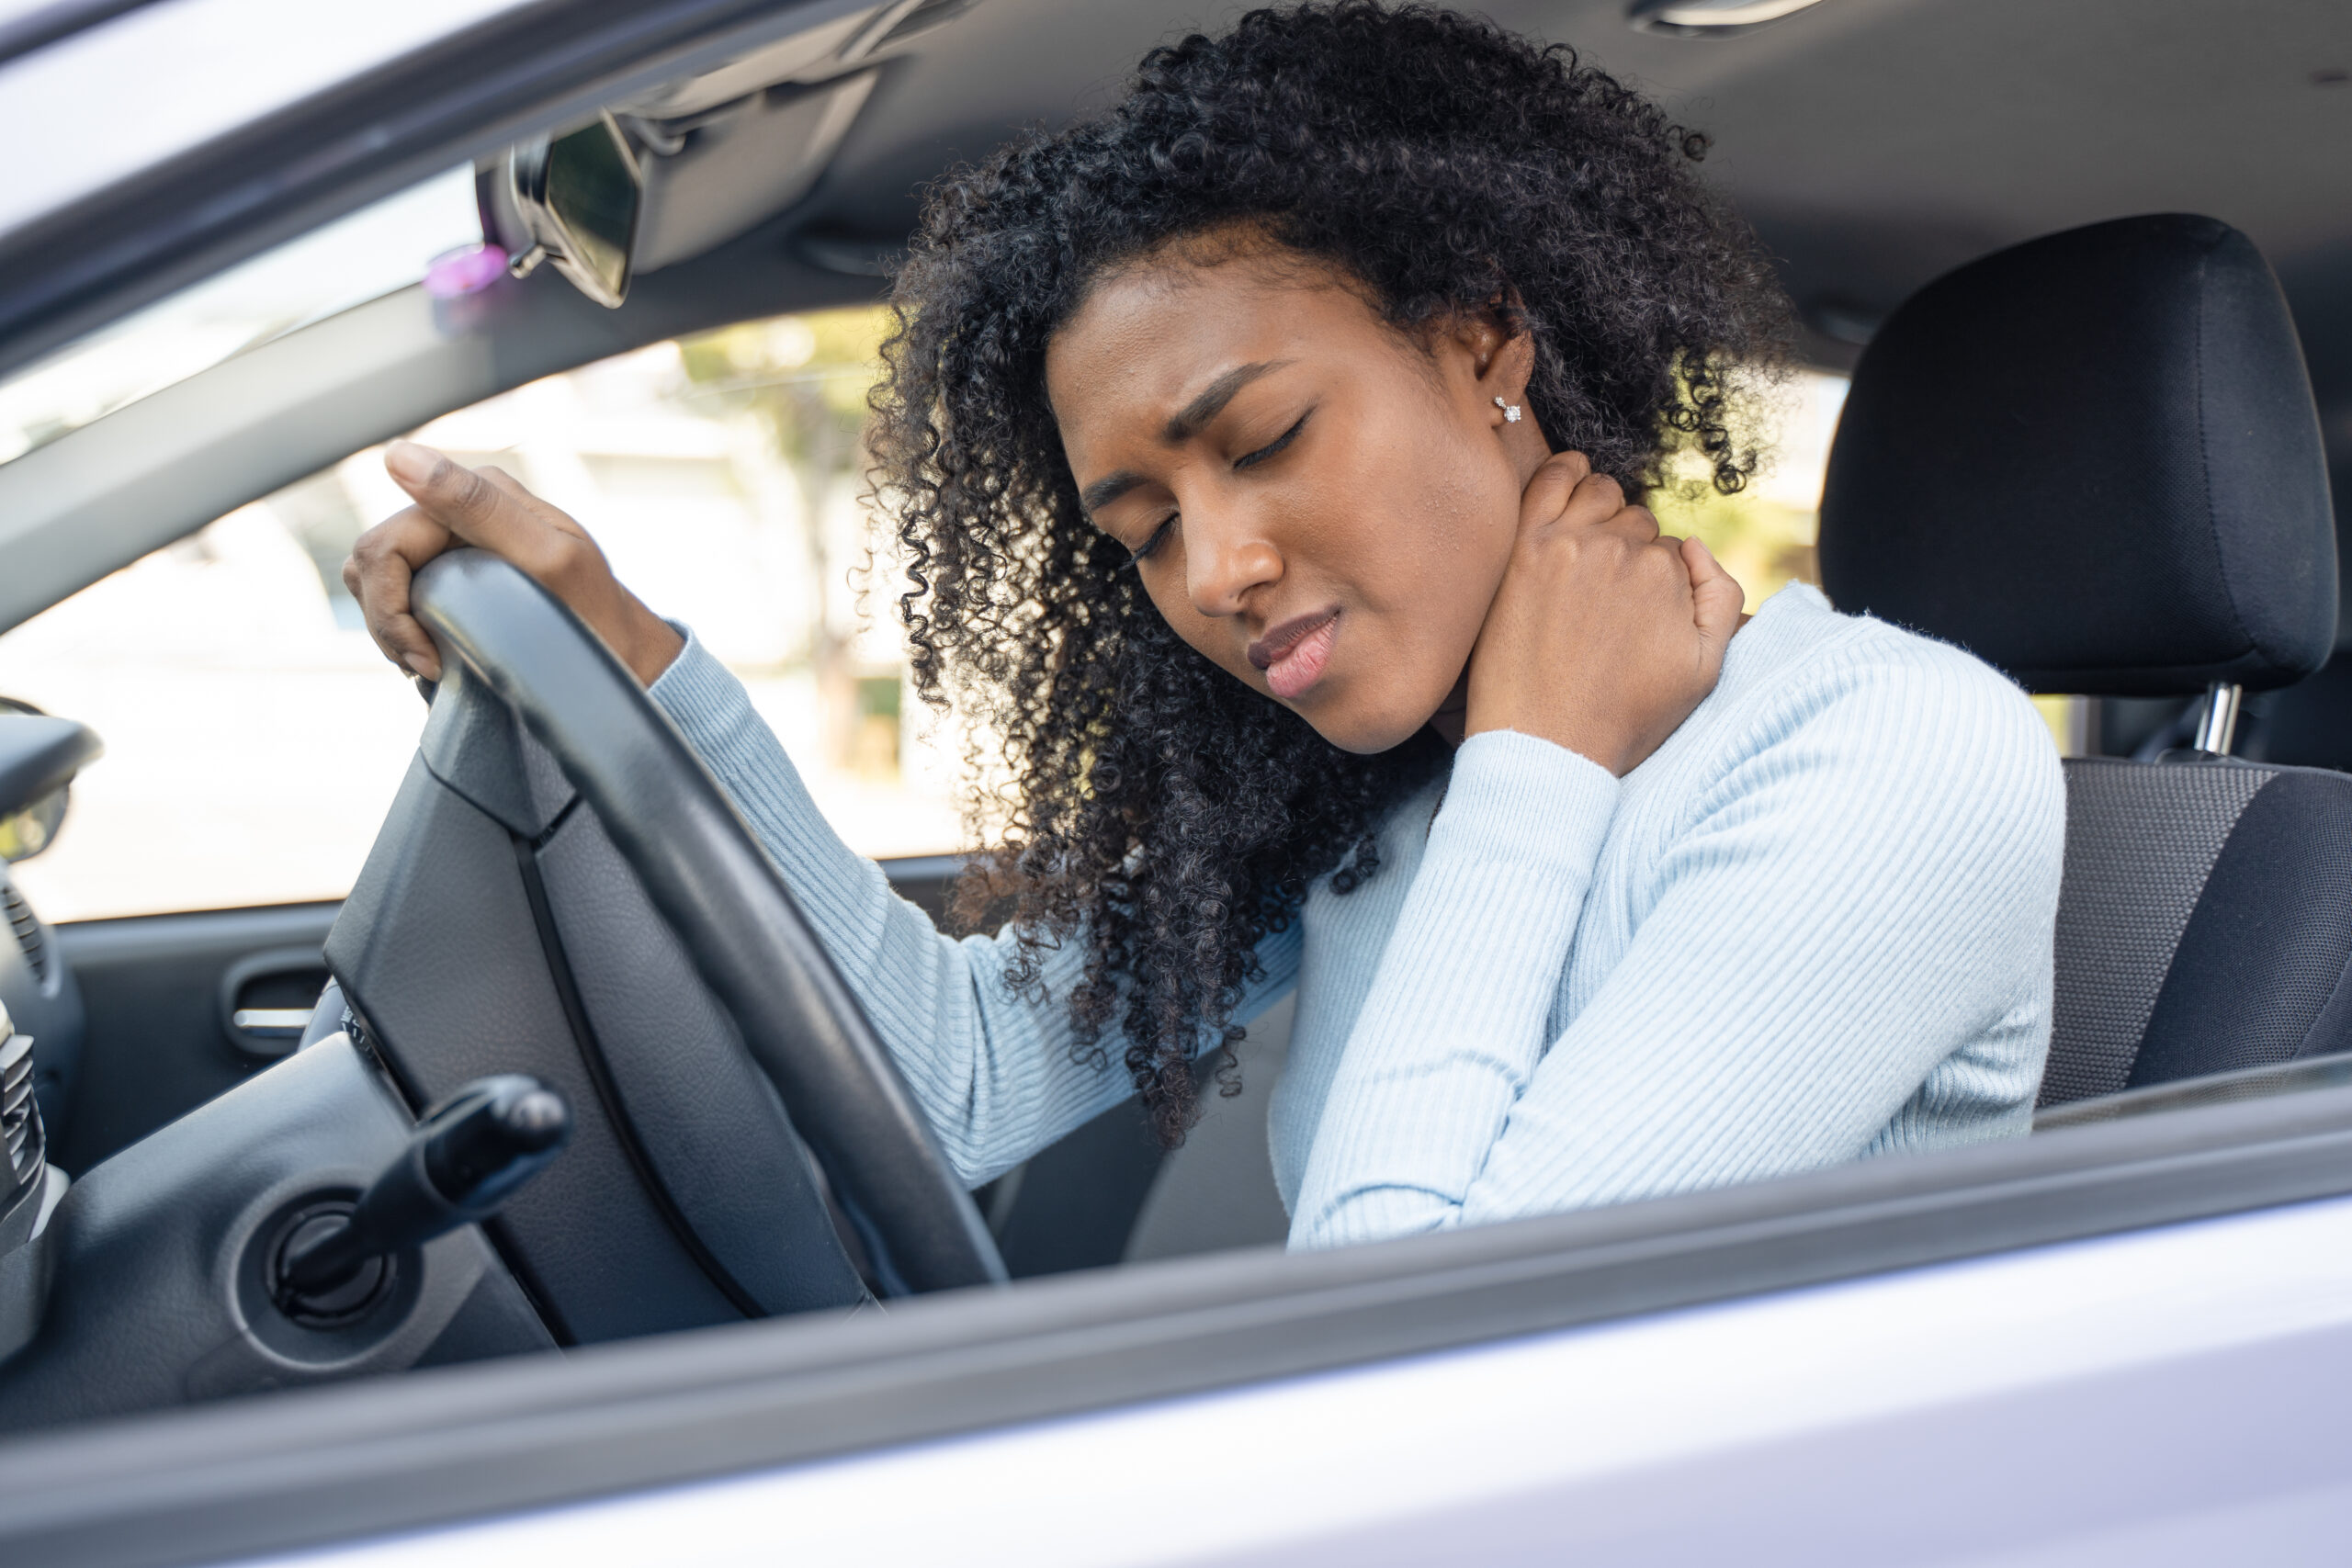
top-left (1080, 469), bottom-right (1145, 515)
top-left (1163, 359), bottom-right (1291, 443)
top-left (1079, 359), bottom-right (1294, 517)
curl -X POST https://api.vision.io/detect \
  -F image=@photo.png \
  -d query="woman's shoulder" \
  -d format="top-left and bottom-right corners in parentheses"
top-left (1681, 581), bottom-right (2064, 830)
top-left (1724, 582), bottom-right (2050, 747)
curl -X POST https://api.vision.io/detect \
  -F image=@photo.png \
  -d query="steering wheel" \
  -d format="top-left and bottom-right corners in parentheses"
top-left (407, 548), bottom-right (1004, 1301)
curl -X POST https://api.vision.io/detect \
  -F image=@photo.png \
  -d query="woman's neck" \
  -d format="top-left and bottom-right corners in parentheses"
top-left (1422, 612), bottom-right (1754, 751)
top-left (1428, 672), bottom-right (1472, 748)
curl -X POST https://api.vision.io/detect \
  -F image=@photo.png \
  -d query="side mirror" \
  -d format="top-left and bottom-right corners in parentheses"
top-left (0, 700), bottom-right (100, 864)
top-left (501, 110), bottom-right (643, 309)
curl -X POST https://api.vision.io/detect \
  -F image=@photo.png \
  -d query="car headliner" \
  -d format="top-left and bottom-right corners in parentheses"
top-left (819, 0), bottom-right (2352, 411)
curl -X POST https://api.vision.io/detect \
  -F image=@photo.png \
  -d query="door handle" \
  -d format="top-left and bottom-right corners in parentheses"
top-left (220, 947), bottom-right (332, 1062)
top-left (229, 1008), bottom-right (313, 1039)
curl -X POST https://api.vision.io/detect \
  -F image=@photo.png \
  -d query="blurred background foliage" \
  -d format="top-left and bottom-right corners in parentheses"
top-left (1649, 476), bottom-right (1822, 615)
top-left (678, 307), bottom-right (903, 773)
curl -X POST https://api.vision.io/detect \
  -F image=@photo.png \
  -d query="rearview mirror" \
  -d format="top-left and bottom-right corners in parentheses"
top-left (503, 111), bottom-right (643, 309)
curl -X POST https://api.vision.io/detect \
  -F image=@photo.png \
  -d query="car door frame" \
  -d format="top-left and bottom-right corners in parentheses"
top-left (8, 1071), bottom-right (2352, 1564)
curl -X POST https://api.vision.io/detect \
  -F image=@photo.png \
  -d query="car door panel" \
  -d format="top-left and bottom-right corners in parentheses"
top-left (51, 902), bottom-right (338, 1172)
top-left (48, 860), bottom-right (967, 1177)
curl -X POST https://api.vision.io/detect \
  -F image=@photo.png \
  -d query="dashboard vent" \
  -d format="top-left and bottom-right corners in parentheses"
top-left (3, 885), bottom-right (44, 985)
top-left (0, 1012), bottom-right (40, 1192)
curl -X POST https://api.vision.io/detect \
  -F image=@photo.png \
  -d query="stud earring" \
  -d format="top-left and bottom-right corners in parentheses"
top-left (1493, 396), bottom-right (1522, 424)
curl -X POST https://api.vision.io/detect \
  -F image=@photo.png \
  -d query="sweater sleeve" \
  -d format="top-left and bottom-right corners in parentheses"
top-left (1290, 654), bottom-right (2064, 1249)
top-left (649, 627), bottom-right (1301, 1187)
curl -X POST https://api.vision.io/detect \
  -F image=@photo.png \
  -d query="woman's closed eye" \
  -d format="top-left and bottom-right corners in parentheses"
top-left (1130, 513), bottom-right (1178, 564)
top-left (1122, 409), bottom-right (1310, 566)
top-left (1233, 409), bottom-right (1311, 471)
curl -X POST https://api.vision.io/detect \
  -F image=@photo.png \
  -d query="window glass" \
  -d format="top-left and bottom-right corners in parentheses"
top-left (0, 309), bottom-right (962, 922)
top-left (1649, 368), bottom-right (1848, 615)
top-left (0, 164), bottom-right (482, 467)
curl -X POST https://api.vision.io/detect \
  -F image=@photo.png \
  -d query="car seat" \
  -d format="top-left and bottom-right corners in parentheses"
top-left (1817, 214), bottom-right (2347, 1106)
top-left (2242, 648), bottom-right (2352, 772)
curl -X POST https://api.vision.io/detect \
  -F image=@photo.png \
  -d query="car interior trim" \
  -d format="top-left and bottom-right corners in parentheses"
top-left (224, 1010), bottom-right (311, 1036)
top-left (0, 716), bottom-right (100, 824)
top-left (0, 227), bottom-right (874, 636)
top-left (46, 904), bottom-right (341, 1171)
top-left (504, 824), bottom-right (773, 1324)
top-left (2038, 1041), bottom-right (2352, 1131)
top-left (0, 0), bottom-right (160, 73)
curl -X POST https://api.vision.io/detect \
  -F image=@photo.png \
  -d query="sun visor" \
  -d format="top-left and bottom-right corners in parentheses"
top-left (620, 8), bottom-right (885, 121)
top-left (478, 1), bottom-right (982, 303)
top-left (627, 71), bottom-right (879, 275)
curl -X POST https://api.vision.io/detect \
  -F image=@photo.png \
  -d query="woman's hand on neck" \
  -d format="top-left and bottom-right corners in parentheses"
top-left (1438, 450), bottom-right (1745, 775)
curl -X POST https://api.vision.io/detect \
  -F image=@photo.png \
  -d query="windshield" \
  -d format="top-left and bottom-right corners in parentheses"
top-left (0, 164), bottom-right (481, 466)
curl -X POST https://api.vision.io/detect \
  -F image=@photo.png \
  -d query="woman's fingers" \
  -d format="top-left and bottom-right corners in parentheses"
top-left (345, 448), bottom-right (560, 682)
top-left (1681, 535), bottom-right (1745, 658)
top-left (345, 505), bottom-right (455, 679)
top-left (383, 441), bottom-right (548, 561)
top-left (1517, 449), bottom-right (1592, 531)
top-left (1561, 470), bottom-right (1625, 529)
top-left (360, 440), bottom-right (683, 688)
top-left (473, 463), bottom-right (531, 499)
top-left (385, 443), bottom-right (619, 609)
top-left (1610, 501), bottom-right (1662, 547)
top-left (1470, 457), bottom-right (1745, 773)
top-left (1524, 460), bottom-right (1661, 547)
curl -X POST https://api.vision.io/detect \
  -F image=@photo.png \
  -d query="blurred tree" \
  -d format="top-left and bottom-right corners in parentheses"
top-left (1649, 472), bottom-right (1820, 615)
top-left (678, 308), bottom-right (892, 767)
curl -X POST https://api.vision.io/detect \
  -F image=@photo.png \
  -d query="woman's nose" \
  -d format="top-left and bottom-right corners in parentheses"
top-left (1184, 510), bottom-right (1283, 619)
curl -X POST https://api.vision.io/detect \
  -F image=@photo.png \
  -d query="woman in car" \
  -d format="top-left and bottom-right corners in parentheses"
top-left (346, 3), bottom-right (2064, 1250)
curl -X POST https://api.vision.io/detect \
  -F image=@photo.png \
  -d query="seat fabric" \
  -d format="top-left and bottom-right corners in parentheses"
top-left (2045, 756), bottom-right (2352, 1104)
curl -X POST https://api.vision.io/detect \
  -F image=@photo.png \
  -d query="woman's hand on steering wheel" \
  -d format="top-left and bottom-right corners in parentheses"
top-left (1466, 450), bottom-right (1746, 777)
top-left (344, 440), bottom-right (684, 688)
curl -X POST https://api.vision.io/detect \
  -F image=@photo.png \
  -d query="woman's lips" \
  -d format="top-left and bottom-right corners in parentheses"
top-left (1250, 610), bottom-right (1340, 701)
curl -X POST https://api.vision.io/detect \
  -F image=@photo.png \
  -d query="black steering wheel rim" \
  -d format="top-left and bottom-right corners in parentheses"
top-left (410, 548), bottom-right (1005, 1296)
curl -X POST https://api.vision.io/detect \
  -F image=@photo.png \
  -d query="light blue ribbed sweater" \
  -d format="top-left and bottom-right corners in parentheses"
top-left (650, 582), bottom-right (2065, 1250)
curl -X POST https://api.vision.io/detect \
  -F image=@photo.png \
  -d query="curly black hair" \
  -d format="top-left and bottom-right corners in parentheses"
top-left (869, 2), bottom-right (1792, 1146)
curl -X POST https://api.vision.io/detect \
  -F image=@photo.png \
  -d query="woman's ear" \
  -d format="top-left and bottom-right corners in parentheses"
top-left (1440, 299), bottom-right (1547, 479)
top-left (1440, 301), bottom-right (1535, 420)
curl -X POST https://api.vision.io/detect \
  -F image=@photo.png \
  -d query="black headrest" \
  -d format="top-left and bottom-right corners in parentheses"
top-left (1818, 214), bottom-right (2336, 696)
